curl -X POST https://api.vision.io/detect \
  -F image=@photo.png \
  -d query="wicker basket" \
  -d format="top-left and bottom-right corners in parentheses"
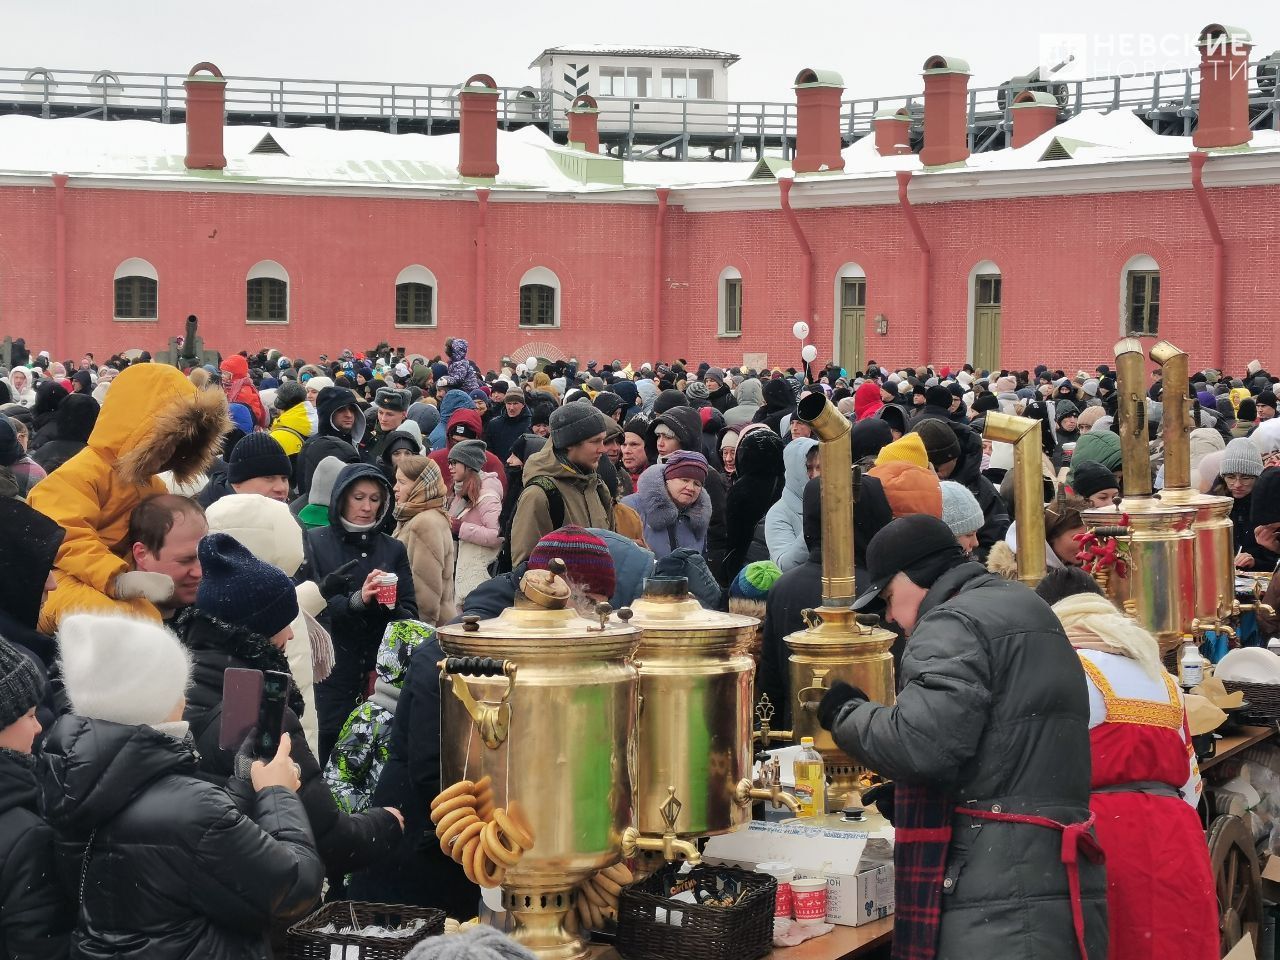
top-left (615, 864), bottom-right (775, 960)
top-left (286, 900), bottom-right (446, 960)
top-left (1220, 681), bottom-right (1280, 725)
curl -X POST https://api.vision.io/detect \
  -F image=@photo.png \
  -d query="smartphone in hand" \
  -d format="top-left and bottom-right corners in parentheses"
top-left (219, 668), bottom-right (263, 752)
top-left (255, 670), bottom-right (291, 760)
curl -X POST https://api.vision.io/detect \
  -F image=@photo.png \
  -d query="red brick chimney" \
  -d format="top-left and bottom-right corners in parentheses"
top-left (920, 55), bottom-right (970, 167)
top-left (1010, 90), bottom-right (1059, 148)
top-left (567, 94), bottom-right (601, 153)
top-left (459, 73), bottom-right (500, 179)
top-left (793, 68), bottom-right (845, 173)
top-left (873, 107), bottom-right (912, 156)
top-left (1194, 23), bottom-right (1253, 149)
top-left (184, 62), bottom-right (226, 171)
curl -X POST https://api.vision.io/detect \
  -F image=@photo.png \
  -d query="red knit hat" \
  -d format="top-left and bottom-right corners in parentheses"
top-left (663, 450), bottom-right (709, 484)
top-left (528, 525), bottom-right (616, 600)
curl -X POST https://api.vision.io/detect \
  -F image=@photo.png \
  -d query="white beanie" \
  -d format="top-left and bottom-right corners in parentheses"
top-left (940, 480), bottom-right (984, 536)
top-left (305, 375), bottom-right (334, 393)
top-left (59, 614), bottom-right (192, 726)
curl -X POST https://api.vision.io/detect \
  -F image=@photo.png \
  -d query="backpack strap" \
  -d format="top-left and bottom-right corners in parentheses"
top-left (527, 476), bottom-right (566, 530)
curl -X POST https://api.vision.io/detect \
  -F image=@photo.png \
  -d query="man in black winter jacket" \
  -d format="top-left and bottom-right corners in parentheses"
top-left (296, 386), bottom-right (368, 498)
top-left (483, 392), bottom-right (533, 462)
top-left (819, 516), bottom-right (1106, 960)
top-left (0, 639), bottom-right (70, 959)
top-left (178, 535), bottom-right (402, 880)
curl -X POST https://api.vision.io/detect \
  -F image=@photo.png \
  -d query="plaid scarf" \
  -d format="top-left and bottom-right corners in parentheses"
top-left (891, 781), bottom-right (954, 960)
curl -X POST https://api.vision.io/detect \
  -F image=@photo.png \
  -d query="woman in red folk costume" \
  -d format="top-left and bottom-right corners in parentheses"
top-left (1036, 568), bottom-right (1217, 960)
top-left (220, 354), bottom-right (268, 429)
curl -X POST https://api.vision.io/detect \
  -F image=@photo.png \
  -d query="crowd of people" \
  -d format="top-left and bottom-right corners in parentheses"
top-left (1, 332), bottom-right (1277, 959)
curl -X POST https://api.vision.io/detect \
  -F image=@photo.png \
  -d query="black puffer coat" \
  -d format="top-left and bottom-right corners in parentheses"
top-left (176, 608), bottom-right (403, 877)
top-left (828, 563), bottom-right (1107, 959)
top-left (296, 387), bottom-right (368, 497)
top-left (298, 463), bottom-right (417, 758)
top-left (752, 378), bottom-right (798, 435)
top-left (36, 716), bottom-right (323, 960)
top-left (0, 749), bottom-right (70, 959)
top-left (948, 421), bottom-right (1010, 561)
top-left (30, 394), bottom-right (99, 474)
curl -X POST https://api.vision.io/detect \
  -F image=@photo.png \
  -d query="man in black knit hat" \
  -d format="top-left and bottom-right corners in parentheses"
top-left (199, 433), bottom-right (293, 507)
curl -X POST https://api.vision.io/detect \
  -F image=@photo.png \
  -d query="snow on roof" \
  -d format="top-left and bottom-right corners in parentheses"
top-left (530, 45), bottom-right (740, 68)
top-left (0, 108), bottom-right (1276, 199)
top-left (0, 115), bottom-right (758, 193)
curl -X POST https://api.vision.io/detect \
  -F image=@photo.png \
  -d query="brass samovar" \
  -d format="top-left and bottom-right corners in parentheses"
top-left (437, 564), bottom-right (639, 960)
top-left (781, 394), bottom-right (897, 808)
top-left (983, 411), bottom-right (1048, 586)
top-left (621, 578), bottom-right (796, 864)
top-left (1152, 339), bottom-right (1235, 624)
top-left (1151, 339), bottom-right (1256, 639)
top-left (1081, 338), bottom-right (1197, 657)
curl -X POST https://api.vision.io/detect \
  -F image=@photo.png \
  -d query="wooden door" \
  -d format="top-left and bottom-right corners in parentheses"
top-left (973, 273), bottom-right (1002, 372)
top-left (839, 278), bottom-right (866, 373)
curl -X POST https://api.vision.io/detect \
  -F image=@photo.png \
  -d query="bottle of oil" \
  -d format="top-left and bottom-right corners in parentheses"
top-left (793, 737), bottom-right (826, 818)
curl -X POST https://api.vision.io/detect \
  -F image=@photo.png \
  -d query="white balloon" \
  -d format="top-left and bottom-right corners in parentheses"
top-left (801, 344), bottom-right (818, 363)
top-left (792, 321), bottom-right (810, 340)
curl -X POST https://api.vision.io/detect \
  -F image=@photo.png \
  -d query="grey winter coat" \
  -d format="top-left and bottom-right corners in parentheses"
top-left (764, 437), bottom-right (817, 572)
top-left (722, 379), bottom-right (764, 428)
top-left (828, 562), bottom-right (1107, 960)
top-left (623, 464), bottom-right (711, 560)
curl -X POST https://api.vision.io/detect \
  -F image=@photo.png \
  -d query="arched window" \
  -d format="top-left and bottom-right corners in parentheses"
top-left (395, 265), bottom-right (437, 327)
top-left (718, 266), bottom-right (743, 336)
top-left (519, 266), bottom-right (560, 328)
top-left (246, 260), bottom-right (289, 324)
top-left (1121, 254), bottom-right (1160, 336)
top-left (113, 258), bottom-right (158, 320)
top-left (967, 261), bottom-right (1002, 372)
top-left (833, 263), bottom-right (866, 370)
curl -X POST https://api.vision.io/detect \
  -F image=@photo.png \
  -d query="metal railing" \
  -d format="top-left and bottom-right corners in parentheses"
top-left (2, 57), bottom-right (1277, 153)
top-left (0, 66), bottom-right (551, 129)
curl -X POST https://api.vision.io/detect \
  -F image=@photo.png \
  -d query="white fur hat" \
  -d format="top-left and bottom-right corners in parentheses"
top-left (59, 614), bottom-right (192, 726)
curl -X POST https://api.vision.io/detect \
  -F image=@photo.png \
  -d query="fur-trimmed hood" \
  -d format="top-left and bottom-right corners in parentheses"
top-left (628, 462), bottom-right (712, 537)
top-left (92, 365), bottom-right (229, 486)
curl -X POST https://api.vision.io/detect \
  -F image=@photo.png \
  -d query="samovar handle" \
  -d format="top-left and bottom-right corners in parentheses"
top-left (438, 657), bottom-right (518, 750)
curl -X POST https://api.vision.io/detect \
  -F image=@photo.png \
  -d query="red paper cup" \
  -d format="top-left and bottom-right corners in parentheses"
top-left (376, 574), bottom-right (398, 607)
top-left (757, 861), bottom-right (795, 918)
top-left (790, 877), bottom-right (827, 925)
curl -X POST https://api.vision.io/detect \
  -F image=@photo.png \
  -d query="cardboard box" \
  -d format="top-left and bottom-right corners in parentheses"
top-left (702, 820), bottom-right (894, 927)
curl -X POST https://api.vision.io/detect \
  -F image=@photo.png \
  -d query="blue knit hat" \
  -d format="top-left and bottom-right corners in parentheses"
top-left (196, 533), bottom-right (299, 638)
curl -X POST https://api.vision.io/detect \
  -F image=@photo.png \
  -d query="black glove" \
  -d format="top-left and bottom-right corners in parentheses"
top-left (861, 781), bottom-right (896, 826)
top-left (320, 559), bottom-right (360, 600)
top-left (816, 681), bottom-right (867, 732)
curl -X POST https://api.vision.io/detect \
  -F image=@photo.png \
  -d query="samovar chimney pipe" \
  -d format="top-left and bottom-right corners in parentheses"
top-left (796, 394), bottom-right (855, 606)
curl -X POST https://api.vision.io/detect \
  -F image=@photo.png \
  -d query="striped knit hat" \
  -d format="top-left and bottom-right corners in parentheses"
top-left (528, 525), bottom-right (616, 600)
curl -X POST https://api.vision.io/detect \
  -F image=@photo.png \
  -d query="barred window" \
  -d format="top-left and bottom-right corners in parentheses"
top-left (247, 277), bottom-right (288, 323)
top-left (520, 284), bottom-right (556, 327)
top-left (114, 276), bottom-right (157, 319)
